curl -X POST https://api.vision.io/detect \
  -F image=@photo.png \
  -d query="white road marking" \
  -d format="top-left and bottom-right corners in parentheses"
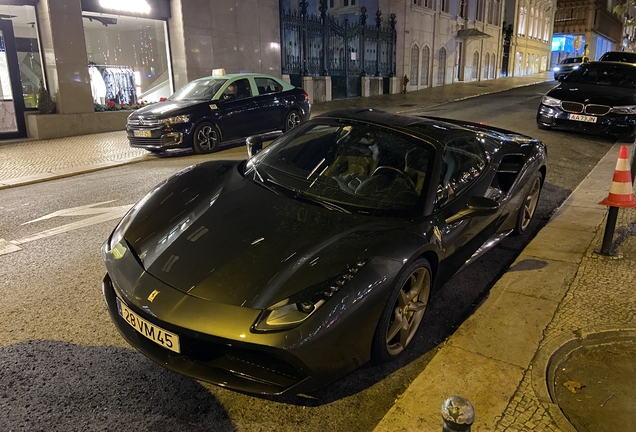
top-left (0, 202), bottom-right (133, 256)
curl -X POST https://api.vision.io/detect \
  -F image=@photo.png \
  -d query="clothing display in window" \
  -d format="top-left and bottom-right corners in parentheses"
top-left (101, 66), bottom-right (137, 105)
top-left (88, 65), bottom-right (107, 104)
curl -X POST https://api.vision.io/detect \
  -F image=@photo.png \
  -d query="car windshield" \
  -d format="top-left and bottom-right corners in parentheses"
top-left (564, 63), bottom-right (636, 88)
top-left (246, 120), bottom-right (434, 216)
top-left (599, 52), bottom-right (636, 63)
top-left (170, 78), bottom-right (227, 101)
top-left (561, 57), bottom-right (583, 64)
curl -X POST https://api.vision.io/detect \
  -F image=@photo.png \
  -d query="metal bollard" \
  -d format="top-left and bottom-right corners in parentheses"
top-left (596, 206), bottom-right (619, 256)
top-left (441, 396), bottom-right (475, 432)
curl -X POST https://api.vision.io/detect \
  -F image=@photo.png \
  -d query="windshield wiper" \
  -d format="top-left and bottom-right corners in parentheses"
top-left (266, 178), bottom-right (350, 213)
top-left (245, 162), bottom-right (279, 195)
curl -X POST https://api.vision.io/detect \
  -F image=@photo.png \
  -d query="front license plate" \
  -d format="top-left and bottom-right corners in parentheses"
top-left (568, 113), bottom-right (597, 123)
top-left (133, 129), bottom-right (152, 137)
top-left (116, 297), bottom-right (181, 353)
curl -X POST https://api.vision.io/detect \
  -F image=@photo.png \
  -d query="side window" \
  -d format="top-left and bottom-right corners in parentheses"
top-left (436, 137), bottom-right (487, 208)
top-left (221, 78), bottom-right (252, 101)
top-left (254, 77), bottom-right (283, 95)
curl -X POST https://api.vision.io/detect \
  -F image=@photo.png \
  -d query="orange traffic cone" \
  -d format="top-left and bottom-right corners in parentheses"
top-left (599, 145), bottom-right (636, 208)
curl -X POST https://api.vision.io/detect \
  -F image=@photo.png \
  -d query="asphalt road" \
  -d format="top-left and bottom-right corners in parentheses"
top-left (0, 83), bottom-right (616, 432)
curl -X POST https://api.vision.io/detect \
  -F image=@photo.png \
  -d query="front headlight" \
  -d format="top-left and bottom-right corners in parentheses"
top-left (163, 115), bottom-right (191, 125)
top-left (610, 105), bottom-right (636, 115)
top-left (573, 65), bottom-right (579, 70)
top-left (541, 95), bottom-right (561, 108)
top-left (252, 260), bottom-right (368, 332)
top-left (553, 66), bottom-right (560, 72)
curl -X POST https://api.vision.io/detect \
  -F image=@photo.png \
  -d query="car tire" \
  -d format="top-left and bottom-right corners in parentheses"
top-left (371, 257), bottom-right (432, 364)
top-left (192, 122), bottom-right (220, 154)
top-left (513, 171), bottom-right (542, 235)
top-left (284, 110), bottom-right (302, 132)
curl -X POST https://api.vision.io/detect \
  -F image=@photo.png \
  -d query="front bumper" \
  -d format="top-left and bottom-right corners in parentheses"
top-left (102, 273), bottom-right (319, 395)
top-left (537, 104), bottom-right (636, 137)
top-left (126, 124), bottom-right (189, 151)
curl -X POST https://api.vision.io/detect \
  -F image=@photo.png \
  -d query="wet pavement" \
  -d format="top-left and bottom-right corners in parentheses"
top-left (2, 71), bottom-right (636, 431)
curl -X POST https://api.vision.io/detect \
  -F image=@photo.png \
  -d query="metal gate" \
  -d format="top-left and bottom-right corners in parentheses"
top-left (281, 1), bottom-right (396, 99)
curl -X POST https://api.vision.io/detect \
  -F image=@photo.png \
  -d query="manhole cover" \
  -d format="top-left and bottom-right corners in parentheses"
top-left (551, 340), bottom-right (636, 431)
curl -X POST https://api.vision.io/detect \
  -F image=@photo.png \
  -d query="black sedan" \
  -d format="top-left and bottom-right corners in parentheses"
top-left (126, 73), bottom-right (311, 153)
top-left (102, 109), bottom-right (546, 395)
top-left (537, 61), bottom-right (636, 140)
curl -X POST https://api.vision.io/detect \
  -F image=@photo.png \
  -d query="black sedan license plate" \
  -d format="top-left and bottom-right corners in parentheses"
top-left (568, 113), bottom-right (597, 123)
top-left (116, 297), bottom-right (181, 353)
top-left (133, 129), bottom-right (152, 137)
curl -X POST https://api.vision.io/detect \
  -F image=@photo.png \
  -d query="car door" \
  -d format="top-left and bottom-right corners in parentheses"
top-left (253, 77), bottom-right (285, 132)
top-left (215, 78), bottom-right (261, 140)
top-left (431, 134), bottom-right (502, 281)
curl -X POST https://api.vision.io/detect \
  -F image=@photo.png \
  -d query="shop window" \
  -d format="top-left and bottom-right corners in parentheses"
top-left (0, 5), bottom-right (44, 109)
top-left (83, 11), bottom-right (172, 104)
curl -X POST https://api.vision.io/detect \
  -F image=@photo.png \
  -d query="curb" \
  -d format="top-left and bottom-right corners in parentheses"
top-left (0, 155), bottom-right (153, 190)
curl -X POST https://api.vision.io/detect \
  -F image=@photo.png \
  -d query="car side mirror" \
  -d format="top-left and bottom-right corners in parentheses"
top-left (246, 135), bottom-right (263, 158)
top-left (445, 196), bottom-right (500, 225)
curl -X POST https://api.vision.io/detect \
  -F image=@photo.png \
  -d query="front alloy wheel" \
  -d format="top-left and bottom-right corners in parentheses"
top-left (372, 258), bottom-right (432, 362)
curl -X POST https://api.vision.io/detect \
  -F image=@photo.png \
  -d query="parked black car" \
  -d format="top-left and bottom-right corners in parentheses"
top-left (126, 73), bottom-right (311, 153)
top-left (552, 56), bottom-right (589, 81)
top-left (102, 109), bottom-right (546, 395)
top-left (537, 61), bottom-right (636, 139)
top-left (599, 51), bottom-right (636, 64)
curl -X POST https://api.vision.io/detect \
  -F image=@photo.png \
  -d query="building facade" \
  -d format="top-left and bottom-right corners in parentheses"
top-left (502, 0), bottom-right (556, 77)
top-left (551, 0), bottom-right (623, 65)
top-left (0, 0), bottom-right (282, 140)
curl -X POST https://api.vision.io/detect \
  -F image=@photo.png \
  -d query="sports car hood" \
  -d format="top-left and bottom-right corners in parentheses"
top-left (128, 100), bottom-right (203, 120)
top-left (118, 161), bottom-right (400, 309)
top-left (547, 82), bottom-right (636, 106)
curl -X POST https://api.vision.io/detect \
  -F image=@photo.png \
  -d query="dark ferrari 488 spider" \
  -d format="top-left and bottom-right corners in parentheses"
top-left (101, 109), bottom-right (547, 395)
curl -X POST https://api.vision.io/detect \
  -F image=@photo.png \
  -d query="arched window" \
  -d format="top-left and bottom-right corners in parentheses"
top-left (529, 8), bottom-right (535, 38)
top-left (490, 54), bottom-right (495, 78)
top-left (518, 7), bottom-right (527, 36)
top-left (483, 53), bottom-right (490, 79)
top-left (472, 51), bottom-right (479, 80)
top-left (494, 0), bottom-right (501, 25)
top-left (421, 46), bottom-right (430, 86)
top-left (410, 45), bottom-right (420, 85)
top-left (438, 48), bottom-right (446, 85)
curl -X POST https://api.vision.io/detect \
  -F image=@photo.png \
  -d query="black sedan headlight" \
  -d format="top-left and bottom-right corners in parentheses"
top-left (541, 95), bottom-right (561, 107)
top-left (610, 105), bottom-right (636, 115)
top-left (252, 260), bottom-right (368, 332)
